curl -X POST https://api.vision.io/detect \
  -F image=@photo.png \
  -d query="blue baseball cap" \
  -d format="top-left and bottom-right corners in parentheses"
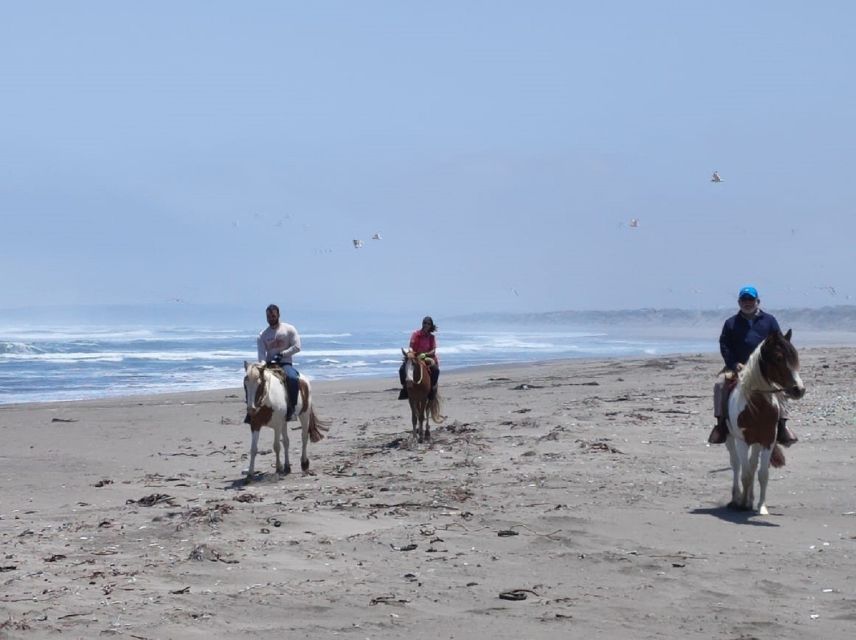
top-left (738, 286), bottom-right (759, 300)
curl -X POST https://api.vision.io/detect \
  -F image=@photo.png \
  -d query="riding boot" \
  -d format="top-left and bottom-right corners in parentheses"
top-left (286, 404), bottom-right (295, 422)
top-left (398, 387), bottom-right (408, 400)
top-left (707, 415), bottom-right (728, 444)
top-left (428, 386), bottom-right (436, 401)
top-left (776, 418), bottom-right (798, 447)
top-left (243, 412), bottom-right (251, 425)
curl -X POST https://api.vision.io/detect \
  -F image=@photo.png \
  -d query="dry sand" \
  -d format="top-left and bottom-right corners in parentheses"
top-left (2, 348), bottom-right (856, 639)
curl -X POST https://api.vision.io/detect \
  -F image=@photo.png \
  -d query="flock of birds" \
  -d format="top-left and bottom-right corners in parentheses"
top-left (623, 171), bottom-right (724, 229)
top-left (352, 233), bottom-right (382, 249)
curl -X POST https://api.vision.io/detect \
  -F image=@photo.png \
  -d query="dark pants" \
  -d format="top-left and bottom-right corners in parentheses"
top-left (279, 363), bottom-right (299, 418)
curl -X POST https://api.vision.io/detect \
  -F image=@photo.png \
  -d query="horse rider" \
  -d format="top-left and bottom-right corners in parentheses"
top-left (708, 286), bottom-right (799, 447)
top-left (398, 316), bottom-right (440, 400)
top-left (245, 304), bottom-right (301, 422)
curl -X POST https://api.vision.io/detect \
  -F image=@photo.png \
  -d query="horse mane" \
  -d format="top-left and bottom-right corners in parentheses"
top-left (737, 339), bottom-right (773, 412)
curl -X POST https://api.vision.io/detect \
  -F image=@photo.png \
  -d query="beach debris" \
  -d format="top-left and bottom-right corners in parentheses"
top-left (233, 492), bottom-right (263, 503)
top-left (44, 554), bottom-right (67, 563)
top-left (187, 544), bottom-right (239, 564)
top-left (499, 589), bottom-right (539, 601)
top-left (497, 529), bottom-right (520, 537)
top-left (93, 479), bottom-right (113, 487)
top-left (711, 171), bottom-right (723, 183)
top-left (170, 586), bottom-right (191, 594)
top-left (576, 439), bottom-right (624, 454)
top-left (353, 239), bottom-right (363, 249)
top-left (50, 417), bottom-right (77, 423)
top-left (0, 565), bottom-right (17, 572)
top-left (370, 595), bottom-right (411, 606)
top-left (512, 384), bottom-right (543, 391)
top-left (128, 493), bottom-right (177, 507)
top-left (383, 437), bottom-right (406, 449)
top-left (390, 543), bottom-right (418, 552)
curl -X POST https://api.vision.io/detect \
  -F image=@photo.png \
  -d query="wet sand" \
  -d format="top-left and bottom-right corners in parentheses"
top-left (2, 348), bottom-right (855, 639)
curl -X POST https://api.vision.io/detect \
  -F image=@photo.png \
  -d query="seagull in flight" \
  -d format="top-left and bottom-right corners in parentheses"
top-left (629, 218), bottom-right (639, 228)
top-left (353, 239), bottom-right (363, 249)
top-left (711, 171), bottom-right (723, 183)
top-left (371, 233), bottom-right (382, 240)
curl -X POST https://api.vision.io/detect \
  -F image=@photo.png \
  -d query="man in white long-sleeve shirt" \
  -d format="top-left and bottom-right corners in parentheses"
top-left (253, 304), bottom-right (301, 420)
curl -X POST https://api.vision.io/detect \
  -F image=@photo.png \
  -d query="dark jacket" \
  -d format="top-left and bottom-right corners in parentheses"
top-left (719, 309), bottom-right (781, 371)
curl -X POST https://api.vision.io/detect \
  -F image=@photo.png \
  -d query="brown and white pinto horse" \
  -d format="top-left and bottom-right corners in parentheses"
top-left (401, 349), bottom-right (444, 442)
top-left (242, 362), bottom-right (329, 483)
top-left (725, 329), bottom-right (805, 514)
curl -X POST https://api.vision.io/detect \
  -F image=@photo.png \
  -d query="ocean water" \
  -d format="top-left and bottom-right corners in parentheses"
top-left (0, 323), bottom-right (716, 405)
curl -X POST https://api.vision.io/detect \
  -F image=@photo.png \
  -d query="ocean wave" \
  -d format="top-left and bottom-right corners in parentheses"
top-left (0, 341), bottom-right (44, 355)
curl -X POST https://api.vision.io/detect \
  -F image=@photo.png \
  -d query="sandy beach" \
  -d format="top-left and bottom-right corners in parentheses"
top-left (2, 347), bottom-right (855, 639)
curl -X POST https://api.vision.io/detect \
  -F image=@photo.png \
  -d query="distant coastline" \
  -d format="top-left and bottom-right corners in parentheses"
top-left (448, 305), bottom-right (856, 332)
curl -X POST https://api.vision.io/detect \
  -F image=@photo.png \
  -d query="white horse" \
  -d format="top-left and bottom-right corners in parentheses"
top-left (242, 362), bottom-right (329, 483)
top-left (724, 330), bottom-right (805, 514)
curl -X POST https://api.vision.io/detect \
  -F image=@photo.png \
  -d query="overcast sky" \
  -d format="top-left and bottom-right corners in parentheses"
top-left (2, 1), bottom-right (854, 317)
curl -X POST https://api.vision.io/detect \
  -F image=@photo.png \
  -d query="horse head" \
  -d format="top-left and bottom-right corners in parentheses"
top-left (243, 361), bottom-right (268, 414)
top-left (401, 348), bottom-right (427, 388)
top-left (760, 329), bottom-right (805, 399)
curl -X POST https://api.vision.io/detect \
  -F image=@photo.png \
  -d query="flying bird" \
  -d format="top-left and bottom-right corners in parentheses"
top-left (353, 239), bottom-right (363, 249)
top-left (711, 171), bottom-right (723, 183)
top-left (629, 218), bottom-right (639, 228)
top-left (371, 233), bottom-right (382, 240)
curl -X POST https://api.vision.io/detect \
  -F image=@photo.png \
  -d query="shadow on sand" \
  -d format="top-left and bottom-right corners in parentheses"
top-left (690, 505), bottom-right (781, 527)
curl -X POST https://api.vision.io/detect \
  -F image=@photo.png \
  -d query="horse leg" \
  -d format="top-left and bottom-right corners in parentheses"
top-left (410, 400), bottom-right (418, 440)
top-left (417, 400), bottom-right (426, 443)
top-left (725, 435), bottom-right (741, 509)
top-left (740, 446), bottom-right (760, 511)
top-left (246, 428), bottom-right (261, 483)
top-left (298, 403), bottom-right (310, 473)
top-left (735, 441), bottom-right (754, 511)
top-left (281, 413), bottom-right (292, 475)
top-left (272, 421), bottom-right (284, 474)
top-left (423, 404), bottom-right (431, 442)
top-left (756, 448), bottom-right (772, 515)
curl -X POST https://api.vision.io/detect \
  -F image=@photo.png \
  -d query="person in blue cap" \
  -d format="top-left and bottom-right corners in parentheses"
top-left (708, 285), bottom-right (799, 446)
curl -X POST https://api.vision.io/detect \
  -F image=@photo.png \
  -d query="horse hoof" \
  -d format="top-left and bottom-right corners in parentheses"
top-left (301, 459), bottom-right (309, 472)
top-left (758, 505), bottom-right (769, 516)
top-left (281, 465), bottom-right (291, 476)
top-left (244, 476), bottom-right (254, 485)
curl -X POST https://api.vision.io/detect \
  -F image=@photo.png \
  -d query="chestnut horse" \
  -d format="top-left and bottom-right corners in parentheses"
top-left (401, 349), bottom-right (444, 442)
top-left (725, 329), bottom-right (805, 514)
top-left (242, 362), bottom-right (329, 483)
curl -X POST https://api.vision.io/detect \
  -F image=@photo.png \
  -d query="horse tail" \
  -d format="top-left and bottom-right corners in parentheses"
top-left (308, 407), bottom-right (330, 443)
top-left (770, 444), bottom-right (786, 468)
top-left (428, 393), bottom-right (445, 424)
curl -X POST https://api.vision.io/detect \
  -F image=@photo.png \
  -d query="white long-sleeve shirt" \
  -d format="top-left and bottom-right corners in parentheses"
top-left (257, 322), bottom-right (301, 364)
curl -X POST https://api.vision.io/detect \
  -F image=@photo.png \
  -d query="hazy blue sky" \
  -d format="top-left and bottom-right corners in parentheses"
top-left (2, 1), bottom-right (854, 316)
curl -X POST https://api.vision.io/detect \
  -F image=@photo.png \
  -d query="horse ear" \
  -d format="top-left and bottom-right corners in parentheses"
top-left (243, 360), bottom-right (249, 371)
top-left (402, 348), bottom-right (408, 356)
top-left (784, 328), bottom-right (792, 342)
